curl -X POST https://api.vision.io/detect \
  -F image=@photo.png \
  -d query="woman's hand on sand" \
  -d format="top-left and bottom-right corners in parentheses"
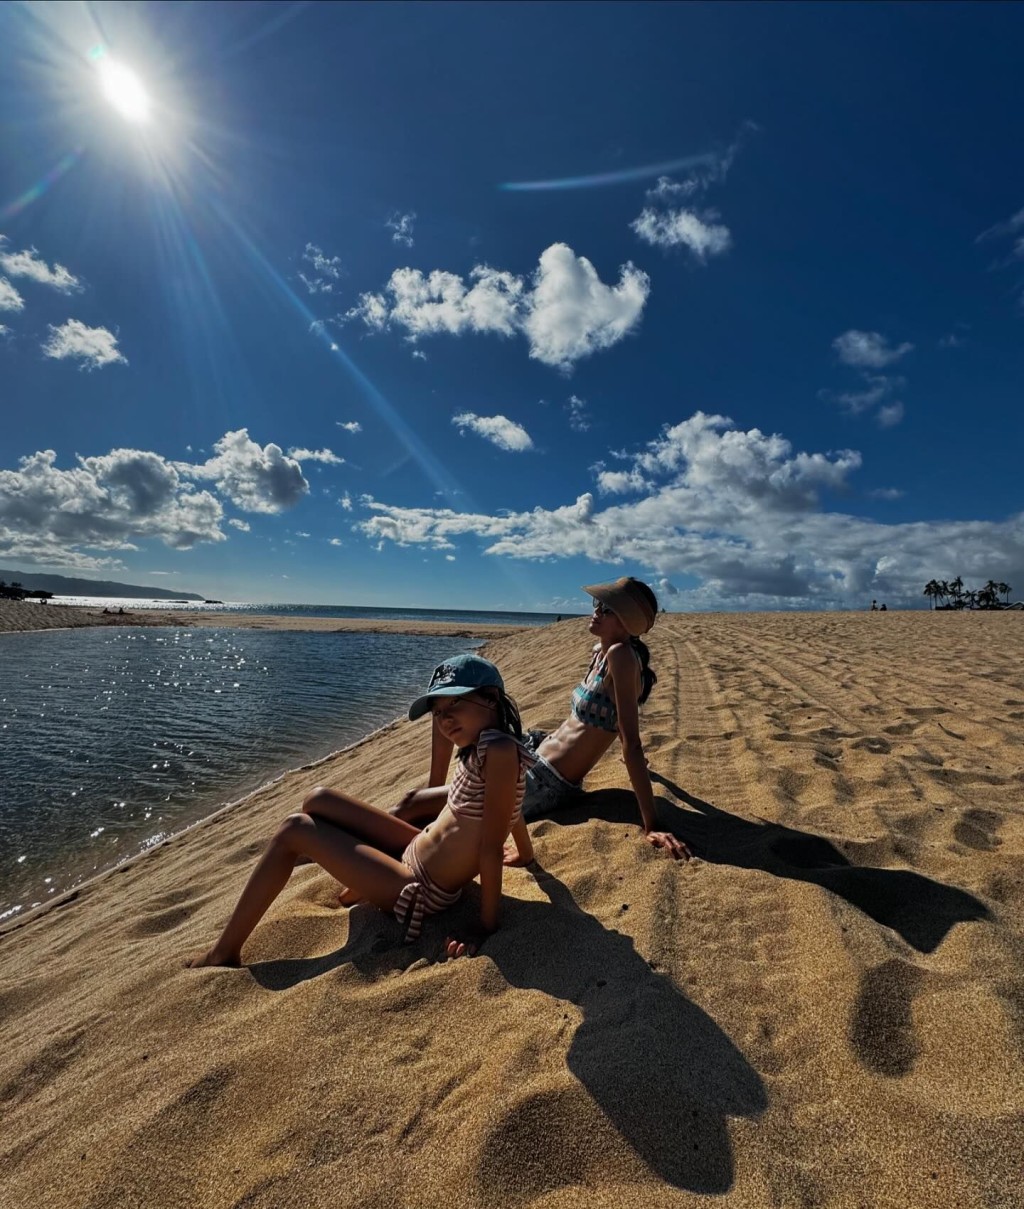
top-left (644, 830), bottom-right (691, 860)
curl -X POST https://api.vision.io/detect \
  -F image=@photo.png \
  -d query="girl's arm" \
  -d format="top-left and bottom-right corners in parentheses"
top-left (503, 815), bottom-right (534, 866)
top-left (445, 737), bottom-right (518, 958)
top-left (428, 714), bottom-right (455, 787)
top-left (607, 644), bottom-right (690, 860)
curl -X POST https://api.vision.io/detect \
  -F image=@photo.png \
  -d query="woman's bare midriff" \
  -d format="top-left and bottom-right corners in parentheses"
top-left (536, 715), bottom-right (617, 786)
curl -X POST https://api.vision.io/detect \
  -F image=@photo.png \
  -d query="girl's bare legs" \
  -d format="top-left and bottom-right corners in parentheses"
top-left (301, 786), bottom-right (424, 905)
top-left (186, 799), bottom-right (419, 968)
top-left (390, 785), bottom-right (449, 826)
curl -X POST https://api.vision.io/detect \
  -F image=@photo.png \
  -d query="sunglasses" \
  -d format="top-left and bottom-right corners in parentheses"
top-left (591, 599), bottom-right (615, 617)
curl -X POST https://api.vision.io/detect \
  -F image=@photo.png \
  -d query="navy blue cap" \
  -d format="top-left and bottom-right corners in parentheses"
top-left (408, 653), bottom-right (504, 720)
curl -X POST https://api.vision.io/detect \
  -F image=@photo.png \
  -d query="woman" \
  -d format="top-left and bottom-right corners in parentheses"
top-left (396, 577), bottom-right (689, 862)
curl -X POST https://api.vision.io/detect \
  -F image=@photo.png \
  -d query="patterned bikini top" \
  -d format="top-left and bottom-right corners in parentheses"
top-left (447, 729), bottom-right (533, 822)
top-left (570, 645), bottom-right (641, 733)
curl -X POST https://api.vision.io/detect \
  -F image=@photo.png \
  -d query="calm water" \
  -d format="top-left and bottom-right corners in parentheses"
top-left (49, 598), bottom-right (572, 626)
top-left (0, 626), bottom-right (480, 921)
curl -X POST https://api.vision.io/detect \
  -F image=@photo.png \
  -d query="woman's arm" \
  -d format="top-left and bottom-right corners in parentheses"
top-left (503, 815), bottom-right (535, 866)
top-left (607, 644), bottom-right (690, 860)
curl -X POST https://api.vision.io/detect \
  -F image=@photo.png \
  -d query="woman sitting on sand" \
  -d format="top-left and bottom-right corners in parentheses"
top-left (187, 654), bottom-right (535, 966)
top-left (396, 577), bottom-right (689, 862)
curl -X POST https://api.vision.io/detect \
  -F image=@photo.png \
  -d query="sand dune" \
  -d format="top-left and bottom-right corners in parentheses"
top-left (2, 612), bottom-right (1022, 1208)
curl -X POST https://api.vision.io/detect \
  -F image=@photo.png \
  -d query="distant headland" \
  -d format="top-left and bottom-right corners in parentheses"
top-left (0, 569), bottom-right (205, 602)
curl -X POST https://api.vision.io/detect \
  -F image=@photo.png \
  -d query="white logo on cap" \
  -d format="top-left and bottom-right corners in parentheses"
top-left (430, 662), bottom-right (459, 688)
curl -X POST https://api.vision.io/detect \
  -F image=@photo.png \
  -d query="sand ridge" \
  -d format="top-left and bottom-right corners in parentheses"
top-left (2, 612), bottom-right (1022, 1207)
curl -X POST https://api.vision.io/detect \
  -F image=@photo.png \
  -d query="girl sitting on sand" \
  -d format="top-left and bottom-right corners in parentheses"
top-left (396, 577), bottom-right (689, 862)
top-left (187, 654), bottom-right (535, 966)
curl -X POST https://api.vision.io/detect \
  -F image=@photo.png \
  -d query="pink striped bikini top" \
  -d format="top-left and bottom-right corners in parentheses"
top-left (447, 729), bottom-right (532, 822)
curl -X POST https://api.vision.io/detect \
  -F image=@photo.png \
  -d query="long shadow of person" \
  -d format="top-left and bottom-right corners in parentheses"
top-left (474, 865), bottom-right (767, 1197)
top-left (249, 867), bottom-right (766, 1196)
top-left (555, 778), bottom-right (989, 954)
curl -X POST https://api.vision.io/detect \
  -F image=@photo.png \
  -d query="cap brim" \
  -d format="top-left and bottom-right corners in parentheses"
top-left (408, 684), bottom-right (477, 720)
top-left (582, 581), bottom-right (653, 637)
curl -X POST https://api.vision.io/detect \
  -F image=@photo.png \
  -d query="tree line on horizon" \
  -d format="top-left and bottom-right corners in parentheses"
top-left (923, 577), bottom-right (1014, 610)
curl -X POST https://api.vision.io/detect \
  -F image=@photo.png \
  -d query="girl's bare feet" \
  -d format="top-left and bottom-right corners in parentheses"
top-left (334, 885), bottom-right (364, 907)
top-left (185, 946), bottom-right (242, 969)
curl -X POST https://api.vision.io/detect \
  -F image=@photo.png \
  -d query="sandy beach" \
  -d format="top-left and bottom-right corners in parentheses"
top-left (2, 611), bottom-right (1022, 1208)
top-left (0, 599), bottom-right (529, 639)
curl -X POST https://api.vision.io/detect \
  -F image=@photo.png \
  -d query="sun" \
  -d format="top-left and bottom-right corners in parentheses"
top-left (96, 56), bottom-right (151, 123)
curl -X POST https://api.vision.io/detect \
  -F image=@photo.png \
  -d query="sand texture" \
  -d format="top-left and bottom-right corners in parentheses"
top-left (2, 612), bottom-right (1023, 1208)
top-left (0, 600), bottom-right (527, 639)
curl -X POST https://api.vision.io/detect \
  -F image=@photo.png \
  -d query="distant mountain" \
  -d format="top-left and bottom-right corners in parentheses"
top-left (0, 569), bottom-right (205, 601)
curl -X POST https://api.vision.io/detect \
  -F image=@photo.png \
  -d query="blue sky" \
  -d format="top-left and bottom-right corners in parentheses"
top-left (2, 1), bottom-right (1022, 612)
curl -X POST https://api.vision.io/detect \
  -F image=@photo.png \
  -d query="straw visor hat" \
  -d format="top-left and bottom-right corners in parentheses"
top-left (583, 577), bottom-right (657, 637)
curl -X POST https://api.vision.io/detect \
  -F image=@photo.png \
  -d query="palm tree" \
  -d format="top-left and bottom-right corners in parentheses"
top-left (999, 582), bottom-right (1012, 605)
top-left (949, 575), bottom-right (964, 609)
top-left (923, 579), bottom-right (942, 609)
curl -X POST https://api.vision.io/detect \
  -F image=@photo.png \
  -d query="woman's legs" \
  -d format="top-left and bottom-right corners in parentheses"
top-left (186, 807), bottom-right (418, 968)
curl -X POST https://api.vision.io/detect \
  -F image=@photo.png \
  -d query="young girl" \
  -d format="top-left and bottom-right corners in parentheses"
top-left (187, 653), bottom-right (533, 966)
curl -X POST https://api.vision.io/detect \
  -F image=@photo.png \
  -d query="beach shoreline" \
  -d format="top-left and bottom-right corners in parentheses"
top-left (0, 598), bottom-right (532, 639)
top-left (3, 612), bottom-right (1022, 1208)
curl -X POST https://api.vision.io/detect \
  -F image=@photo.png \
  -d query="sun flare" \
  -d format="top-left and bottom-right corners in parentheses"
top-left (97, 58), bottom-right (150, 123)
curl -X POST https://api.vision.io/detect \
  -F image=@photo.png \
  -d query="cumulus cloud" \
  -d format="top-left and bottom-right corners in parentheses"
top-left (629, 128), bottom-right (753, 260)
top-left (339, 492), bottom-right (353, 511)
top-left (328, 537), bottom-right (343, 546)
top-left (0, 278), bottom-right (25, 312)
top-left (346, 243), bottom-right (649, 372)
top-left (876, 401), bottom-right (904, 428)
top-left (228, 518), bottom-right (251, 531)
top-left (287, 446), bottom-right (345, 465)
top-left (336, 421), bottom-right (362, 433)
top-left (0, 237), bottom-right (80, 292)
top-left (833, 330), bottom-right (913, 369)
top-left (186, 430), bottom-right (309, 513)
top-left (386, 211), bottom-right (416, 247)
top-left (452, 412), bottom-right (534, 452)
top-left (41, 320), bottom-right (127, 370)
top-left (349, 410), bottom-right (1024, 609)
top-left (566, 394), bottom-right (590, 432)
top-left (0, 448), bottom-right (225, 566)
top-left (631, 206), bottom-right (731, 260)
top-left (300, 242), bottom-right (342, 294)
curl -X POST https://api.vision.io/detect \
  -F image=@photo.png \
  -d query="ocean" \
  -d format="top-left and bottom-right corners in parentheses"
top-left (0, 613), bottom-right (554, 923)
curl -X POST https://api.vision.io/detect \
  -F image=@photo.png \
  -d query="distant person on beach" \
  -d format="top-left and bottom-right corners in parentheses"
top-left (187, 654), bottom-right (535, 965)
top-left (395, 577), bottom-right (690, 862)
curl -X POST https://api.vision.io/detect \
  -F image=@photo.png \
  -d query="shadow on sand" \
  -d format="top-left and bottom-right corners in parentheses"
top-left (249, 867), bottom-right (766, 1195)
top-left (564, 776), bottom-right (989, 954)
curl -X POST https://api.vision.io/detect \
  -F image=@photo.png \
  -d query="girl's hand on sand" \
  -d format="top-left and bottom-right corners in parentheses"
top-left (644, 830), bottom-right (691, 860)
top-left (444, 926), bottom-right (491, 959)
top-left (502, 842), bottom-right (534, 867)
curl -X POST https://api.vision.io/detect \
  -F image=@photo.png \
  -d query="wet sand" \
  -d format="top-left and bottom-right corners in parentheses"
top-left (2, 611), bottom-right (1022, 1208)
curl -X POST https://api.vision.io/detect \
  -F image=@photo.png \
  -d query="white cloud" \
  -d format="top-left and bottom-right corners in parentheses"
top-left (629, 130), bottom-right (752, 261)
top-left (876, 401), bottom-right (904, 428)
top-left (0, 278), bottom-right (25, 312)
top-left (412, 349), bottom-right (427, 361)
top-left (41, 320), bottom-right (127, 370)
top-left (820, 373), bottom-right (905, 420)
top-left (228, 518), bottom-right (251, 531)
top-left (339, 492), bottom-right (353, 511)
top-left (288, 446), bottom-right (345, 465)
top-left (833, 330), bottom-right (913, 369)
top-left (360, 410), bottom-right (1024, 608)
top-left (295, 530), bottom-right (311, 538)
top-left (631, 207), bottom-right (731, 260)
top-left (452, 412), bottom-right (534, 452)
top-left (386, 211), bottom-right (416, 247)
top-left (187, 429), bottom-right (308, 513)
top-left (336, 421), bottom-right (362, 433)
top-left (868, 487), bottom-right (904, 500)
top-left (0, 448), bottom-right (225, 566)
top-left (346, 243), bottom-right (649, 372)
top-left (445, 554), bottom-right (456, 561)
top-left (566, 394), bottom-right (590, 432)
top-left (329, 537), bottom-right (343, 546)
top-left (300, 243), bottom-right (342, 294)
top-left (0, 238), bottom-right (80, 292)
